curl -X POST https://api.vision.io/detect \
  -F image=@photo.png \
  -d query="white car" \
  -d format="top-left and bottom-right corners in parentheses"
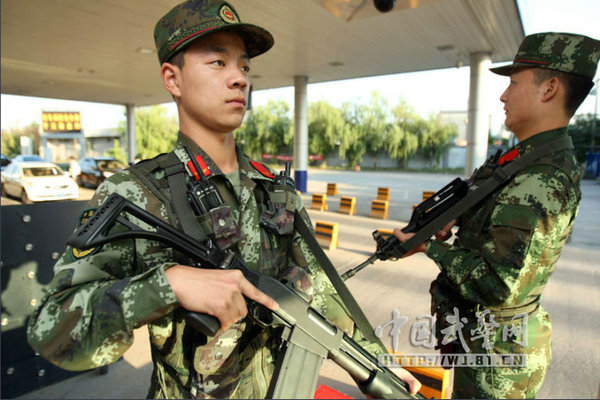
top-left (1, 161), bottom-right (79, 203)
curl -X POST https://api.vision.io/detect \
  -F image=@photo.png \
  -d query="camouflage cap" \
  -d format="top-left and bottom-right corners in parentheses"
top-left (490, 32), bottom-right (600, 79)
top-left (154, 0), bottom-right (274, 64)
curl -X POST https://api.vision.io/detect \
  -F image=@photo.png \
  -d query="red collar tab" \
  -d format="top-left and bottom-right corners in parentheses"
top-left (187, 154), bottom-right (211, 180)
top-left (250, 161), bottom-right (275, 179)
top-left (499, 148), bottom-right (519, 166)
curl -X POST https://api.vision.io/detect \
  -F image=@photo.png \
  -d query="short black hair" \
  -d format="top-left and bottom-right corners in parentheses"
top-left (167, 50), bottom-right (185, 68)
top-left (532, 68), bottom-right (594, 117)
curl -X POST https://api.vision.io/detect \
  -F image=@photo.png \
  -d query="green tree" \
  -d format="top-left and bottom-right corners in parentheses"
top-left (386, 100), bottom-right (420, 167)
top-left (308, 100), bottom-right (346, 156)
top-left (340, 102), bottom-right (368, 168)
top-left (1, 122), bottom-right (41, 157)
top-left (117, 105), bottom-right (178, 160)
top-left (234, 99), bottom-right (293, 159)
top-left (568, 113), bottom-right (599, 162)
top-left (361, 92), bottom-right (390, 154)
top-left (415, 114), bottom-right (458, 164)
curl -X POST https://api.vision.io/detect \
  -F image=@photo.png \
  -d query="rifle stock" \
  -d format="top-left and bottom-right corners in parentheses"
top-left (67, 193), bottom-right (420, 399)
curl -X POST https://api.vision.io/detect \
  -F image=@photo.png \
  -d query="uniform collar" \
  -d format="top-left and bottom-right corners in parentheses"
top-left (498, 127), bottom-right (568, 166)
top-left (174, 132), bottom-right (275, 182)
top-left (516, 127), bottom-right (569, 155)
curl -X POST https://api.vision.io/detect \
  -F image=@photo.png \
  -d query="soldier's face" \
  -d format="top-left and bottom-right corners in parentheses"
top-left (499, 68), bottom-right (544, 137)
top-left (175, 31), bottom-right (250, 134)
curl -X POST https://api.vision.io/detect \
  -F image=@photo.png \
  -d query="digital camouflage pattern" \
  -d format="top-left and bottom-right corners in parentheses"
top-left (490, 32), bottom-right (600, 79)
top-left (425, 128), bottom-right (582, 398)
top-left (27, 133), bottom-right (378, 398)
top-left (153, 0), bottom-right (274, 64)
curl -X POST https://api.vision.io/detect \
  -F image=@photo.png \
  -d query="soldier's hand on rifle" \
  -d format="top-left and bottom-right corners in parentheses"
top-left (393, 219), bottom-right (457, 257)
top-left (165, 265), bottom-right (279, 331)
top-left (434, 218), bottom-right (457, 242)
top-left (393, 368), bottom-right (422, 396)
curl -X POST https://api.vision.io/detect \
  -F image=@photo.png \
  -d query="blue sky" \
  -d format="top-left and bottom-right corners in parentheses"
top-left (1, 0), bottom-right (599, 134)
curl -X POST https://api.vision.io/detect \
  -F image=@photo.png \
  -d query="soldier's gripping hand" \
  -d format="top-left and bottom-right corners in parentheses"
top-left (393, 219), bottom-right (457, 257)
top-left (165, 265), bottom-right (279, 331)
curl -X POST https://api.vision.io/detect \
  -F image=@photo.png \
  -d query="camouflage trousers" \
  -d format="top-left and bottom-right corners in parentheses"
top-left (451, 308), bottom-right (552, 399)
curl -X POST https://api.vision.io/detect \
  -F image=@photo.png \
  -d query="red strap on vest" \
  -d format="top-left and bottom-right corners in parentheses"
top-left (499, 148), bottom-right (518, 166)
top-left (250, 160), bottom-right (275, 179)
top-left (187, 154), bottom-right (211, 180)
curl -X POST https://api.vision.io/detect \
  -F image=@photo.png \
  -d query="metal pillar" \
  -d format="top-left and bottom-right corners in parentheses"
top-left (293, 76), bottom-right (308, 192)
top-left (126, 104), bottom-right (136, 165)
top-left (465, 52), bottom-right (492, 176)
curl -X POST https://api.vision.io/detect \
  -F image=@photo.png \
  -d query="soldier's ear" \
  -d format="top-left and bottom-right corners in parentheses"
top-left (540, 76), bottom-right (560, 103)
top-left (161, 62), bottom-right (182, 99)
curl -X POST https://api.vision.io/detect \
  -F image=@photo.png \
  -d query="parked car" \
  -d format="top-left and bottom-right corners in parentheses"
top-left (1, 161), bottom-right (79, 203)
top-left (12, 154), bottom-right (44, 162)
top-left (77, 157), bottom-right (127, 188)
top-left (1, 153), bottom-right (11, 171)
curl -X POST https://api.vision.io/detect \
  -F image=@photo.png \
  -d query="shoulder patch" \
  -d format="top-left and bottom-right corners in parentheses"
top-left (71, 208), bottom-right (101, 259)
top-left (187, 154), bottom-right (211, 180)
top-left (499, 148), bottom-right (519, 165)
top-left (250, 160), bottom-right (275, 179)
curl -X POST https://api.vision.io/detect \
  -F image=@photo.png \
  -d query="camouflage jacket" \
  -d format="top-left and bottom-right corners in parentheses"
top-left (27, 133), bottom-right (374, 399)
top-left (426, 127), bottom-right (581, 354)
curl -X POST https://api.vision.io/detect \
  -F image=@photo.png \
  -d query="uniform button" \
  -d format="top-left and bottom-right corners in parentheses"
top-left (218, 219), bottom-right (226, 227)
top-left (214, 352), bottom-right (223, 360)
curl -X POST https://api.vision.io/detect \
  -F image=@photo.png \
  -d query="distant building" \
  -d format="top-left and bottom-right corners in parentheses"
top-left (38, 111), bottom-right (122, 163)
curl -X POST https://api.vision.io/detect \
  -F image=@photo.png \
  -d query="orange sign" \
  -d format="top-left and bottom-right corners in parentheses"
top-left (42, 112), bottom-right (81, 132)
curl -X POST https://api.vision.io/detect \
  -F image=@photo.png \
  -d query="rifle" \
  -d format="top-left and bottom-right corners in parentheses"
top-left (341, 177), bottom-right (468, 280)
top-left (66, 193), bottom-right (420, 399)
top-left (341, 134), bottom-right (574, 280)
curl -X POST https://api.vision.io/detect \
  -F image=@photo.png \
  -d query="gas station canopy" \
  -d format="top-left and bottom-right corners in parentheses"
top-left (1, 0), bottom-right (523, 106)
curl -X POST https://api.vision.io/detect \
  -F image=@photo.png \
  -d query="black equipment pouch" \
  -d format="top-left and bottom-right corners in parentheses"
top-left (258, 163), bottom-right (297, 236)
top-left (169, 146), bottom-right (242, 249)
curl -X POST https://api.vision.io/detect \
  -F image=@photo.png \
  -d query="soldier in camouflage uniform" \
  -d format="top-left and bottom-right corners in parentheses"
top-left (395, 32), bottom-right (600, 398)
top-left (26, 1), bottom-right (420, 398)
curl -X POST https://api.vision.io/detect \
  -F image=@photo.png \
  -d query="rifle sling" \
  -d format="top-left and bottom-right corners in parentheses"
top-left (164, 152), bottom-right (208, 242)
top-left (294, 213), bottom-right (388, 353)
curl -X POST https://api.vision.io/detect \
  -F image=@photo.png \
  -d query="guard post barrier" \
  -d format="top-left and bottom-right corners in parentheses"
top-left (377, 187), bottom-right (390, 201)
top-left (338, 196), bottom-right (356, 216)
top-left (326, 183), bottom-right (338, 196)
top-left (370, 199), bottom-right (389, 219)
top-left (314, 221), bottom-right (339, 250)
top-left (311, 193), bottom-right (328, 211)
top-left (404, 366), bottom-right (451, 399)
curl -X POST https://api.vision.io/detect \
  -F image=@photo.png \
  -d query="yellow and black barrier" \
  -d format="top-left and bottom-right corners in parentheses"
top-left (377, 187), bottom-right (391, 201)
top-left (338, 196), bottom-right (356, 216)
top-left (311, 193), bottom-right (328, 211)
top-left (326, 183), bottom-right (339, 196)
top-left (314, 221), bottom-right (339, 250)
top-left (370, 199), bottom-right (389, 219)
top-left (404, 366), bottom-right (451, 399)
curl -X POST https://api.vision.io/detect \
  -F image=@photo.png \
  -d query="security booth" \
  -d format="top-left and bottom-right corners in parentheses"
top-left (1, 201), bottom-right (88, 398)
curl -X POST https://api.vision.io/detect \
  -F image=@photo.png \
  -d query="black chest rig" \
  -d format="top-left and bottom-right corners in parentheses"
top-left (129, 151), bottom-right (299, 271)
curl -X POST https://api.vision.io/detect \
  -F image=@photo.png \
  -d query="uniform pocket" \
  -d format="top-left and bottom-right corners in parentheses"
top-left (487, 204), bottom-right (538, 269)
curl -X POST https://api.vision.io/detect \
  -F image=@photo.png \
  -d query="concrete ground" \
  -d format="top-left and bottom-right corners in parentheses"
top-left (13, 169), bottom-right (600, 399)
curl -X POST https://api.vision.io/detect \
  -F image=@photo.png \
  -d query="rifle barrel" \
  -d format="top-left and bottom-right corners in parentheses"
top-left (341, 254), bottom-right (378, 280)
